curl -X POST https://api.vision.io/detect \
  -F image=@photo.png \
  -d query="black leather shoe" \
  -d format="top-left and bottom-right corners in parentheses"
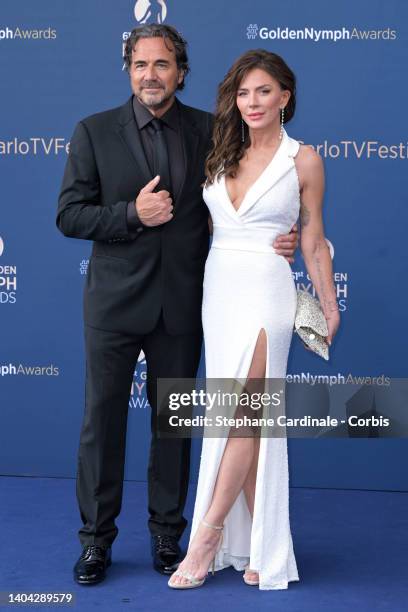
top-left (151, 535), bottom-right (182, 575)
top-left (73, 545), bottom-right (112, 585)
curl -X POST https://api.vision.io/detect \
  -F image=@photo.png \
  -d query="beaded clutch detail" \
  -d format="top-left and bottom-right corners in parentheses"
top-left (294, 289), bottom-right (329, 360)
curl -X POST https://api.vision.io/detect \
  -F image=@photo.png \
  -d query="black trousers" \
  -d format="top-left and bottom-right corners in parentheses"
top-left (76, 313), bottom-right (203, 547)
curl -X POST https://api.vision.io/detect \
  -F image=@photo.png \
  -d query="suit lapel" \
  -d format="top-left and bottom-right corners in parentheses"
top-left (115, 97), bottom-right (201, 206)
top-left (116, 97), bottom-right (152, 186)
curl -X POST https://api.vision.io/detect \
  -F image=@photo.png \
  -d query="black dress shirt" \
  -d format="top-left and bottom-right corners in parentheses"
top-left (127, 95), bottom-right (185, 231)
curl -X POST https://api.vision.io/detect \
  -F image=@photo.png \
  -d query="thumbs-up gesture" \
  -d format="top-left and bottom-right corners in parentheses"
top-left (135, 175), bottom-right (173, 227)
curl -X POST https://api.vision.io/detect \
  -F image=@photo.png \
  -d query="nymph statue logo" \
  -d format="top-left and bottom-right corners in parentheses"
top-left (134, 0), bottom-right (168, 24)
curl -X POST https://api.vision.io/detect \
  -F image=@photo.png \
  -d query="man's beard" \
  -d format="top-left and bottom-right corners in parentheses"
top-left (138, 88), bottom-right (172, 110)
top-left (137, 80), bottom-right (176, 110)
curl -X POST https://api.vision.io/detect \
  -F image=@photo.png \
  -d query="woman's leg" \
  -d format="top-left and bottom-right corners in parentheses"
top-left (242, 436), bottom-right (260, 517)
top-left (170, 330), bottom-right (266, 586)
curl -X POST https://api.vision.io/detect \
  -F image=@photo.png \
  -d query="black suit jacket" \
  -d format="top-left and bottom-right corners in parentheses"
top-left (57, 97), bottom-right (213, 335)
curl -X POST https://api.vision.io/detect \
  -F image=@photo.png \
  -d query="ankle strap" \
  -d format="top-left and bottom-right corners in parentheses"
top-left (201, 518), bottom-right (223, 531)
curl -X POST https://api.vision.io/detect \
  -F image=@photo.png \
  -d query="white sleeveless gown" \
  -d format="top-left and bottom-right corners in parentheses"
top-left (188, 129), bottom-right (300, 590)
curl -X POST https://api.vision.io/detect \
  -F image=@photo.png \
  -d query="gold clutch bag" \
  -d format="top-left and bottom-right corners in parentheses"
top-left (294, 289), bottom-right (329, 361)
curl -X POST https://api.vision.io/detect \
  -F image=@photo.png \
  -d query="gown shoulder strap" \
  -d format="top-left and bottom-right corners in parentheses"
top-left (285, 133), bottom-right (301, 158)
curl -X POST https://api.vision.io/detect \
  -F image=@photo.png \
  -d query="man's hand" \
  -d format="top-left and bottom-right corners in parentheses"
top-left (135, 175), bottom-right (173, 227)
top-left (273, 223), bottom-right (299, 264)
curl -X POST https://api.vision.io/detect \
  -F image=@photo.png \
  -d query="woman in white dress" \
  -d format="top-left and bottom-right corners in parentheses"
top-left (169, 50), bottom-right (340, 590)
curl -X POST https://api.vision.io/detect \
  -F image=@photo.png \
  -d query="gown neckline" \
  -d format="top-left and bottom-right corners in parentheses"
top-left (222, 129), bottom-right (287, 214)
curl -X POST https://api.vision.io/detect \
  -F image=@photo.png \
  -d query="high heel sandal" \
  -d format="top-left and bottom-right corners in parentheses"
top-left (243, 565), bottom-right (260, 586)
top-left (168, 519), bottom-right (224, 589)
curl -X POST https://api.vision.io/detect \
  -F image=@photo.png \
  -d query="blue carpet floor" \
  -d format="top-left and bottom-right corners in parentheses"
top-left (0, 476), bottom-right (407, 611)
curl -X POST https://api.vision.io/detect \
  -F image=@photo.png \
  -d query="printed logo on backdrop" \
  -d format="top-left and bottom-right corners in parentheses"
top-left (293, 238), bottom-right (349, 312)
top-left (134, 0), bottom-right (167, 24)
top-left (1, 363), bottom-right (59, 376)
top-left (79, 259), bottom-right (89, 275)
top-left (35, 131), bottom-right (384, 162)
top-left (299, 139), bottom-right (406, 160)
top-left (1, 136), bottom-right (405, 160)
top-left (0, 137), bottom-right (69, 157)
top-left (246, 24), bottom-right (259, 40)
top-left (0, 26), bottom-right (56, 41)
top-left (122, 1), bottom-right (169, 70)
top-left (246, 24), bottom-right (397, 42)
top-left (0, 236), bottom-right (17, 305)
top-left (130, 350), bottom-right (150, 409)
top-left (286, 372), bottom-right (390, 386)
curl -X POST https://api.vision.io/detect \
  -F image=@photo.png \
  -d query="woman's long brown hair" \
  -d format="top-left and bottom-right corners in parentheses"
top-left (205, 49), bottom-right (296, 184)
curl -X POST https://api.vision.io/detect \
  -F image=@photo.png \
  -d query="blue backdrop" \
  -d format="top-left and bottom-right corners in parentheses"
top-left (1, 0), bottom-right (407, 490)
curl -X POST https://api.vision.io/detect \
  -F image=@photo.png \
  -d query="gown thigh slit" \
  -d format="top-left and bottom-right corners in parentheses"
top-left (228, 327), bottom-right (267, 441)
top-left (189, 128), bottom-right (301, 590)
top-left (210, 326), bottom-right (267, 517)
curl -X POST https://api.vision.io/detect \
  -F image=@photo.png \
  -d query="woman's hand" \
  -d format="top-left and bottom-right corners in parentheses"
top-left (300, 308), bottom-right (340, 352)
top-left (324, 309), bottom-right (340, 346)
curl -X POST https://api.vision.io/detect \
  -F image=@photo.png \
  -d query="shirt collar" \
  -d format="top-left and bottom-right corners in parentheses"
top-left (132, 95), bottom-right (180, 131)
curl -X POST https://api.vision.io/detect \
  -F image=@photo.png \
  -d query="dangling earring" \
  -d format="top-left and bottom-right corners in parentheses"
top-left (241, 118), bottom-right (245, 143)
top-left (280, 107), bottom-right (285, 140)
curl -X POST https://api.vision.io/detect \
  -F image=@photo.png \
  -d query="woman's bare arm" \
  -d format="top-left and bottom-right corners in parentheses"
top-left (295, 147), bottom-right (340, 345)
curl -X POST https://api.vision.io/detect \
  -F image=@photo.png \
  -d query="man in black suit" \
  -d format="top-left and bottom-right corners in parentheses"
top-left (57, 24), bottom-right (298, 585)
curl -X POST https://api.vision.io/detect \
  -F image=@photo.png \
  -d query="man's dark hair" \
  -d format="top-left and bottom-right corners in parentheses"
top-left (123, 24), bottom-right (190, 90)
